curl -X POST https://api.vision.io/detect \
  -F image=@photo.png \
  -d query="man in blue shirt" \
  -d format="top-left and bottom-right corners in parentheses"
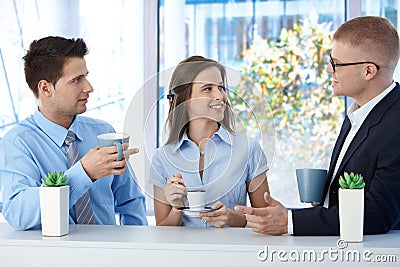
top-left (0, 36), bottom-right (147, 230)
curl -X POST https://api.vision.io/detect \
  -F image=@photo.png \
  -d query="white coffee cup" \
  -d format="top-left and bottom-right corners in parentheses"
top-left (187, 191), bottom-right (206, 211)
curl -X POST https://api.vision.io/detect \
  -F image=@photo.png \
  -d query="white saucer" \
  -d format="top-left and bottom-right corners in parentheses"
top-left (179, 207), bottom-right (214, 217)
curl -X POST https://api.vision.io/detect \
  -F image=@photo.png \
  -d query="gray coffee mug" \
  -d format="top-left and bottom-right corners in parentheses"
top-left (296, 168), bottom-right (328, 203)
top-left (97, 133), bottom-right (130, 161)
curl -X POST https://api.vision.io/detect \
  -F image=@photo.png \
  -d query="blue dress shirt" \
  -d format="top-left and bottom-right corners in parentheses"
top-left (149, 126), bottom-right (268, 227)
top-left (0, 110), bottom-right (147, 230)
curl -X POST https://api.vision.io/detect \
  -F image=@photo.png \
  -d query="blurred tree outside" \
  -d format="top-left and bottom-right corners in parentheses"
top-left (230, 11), bottom-right (345, 206)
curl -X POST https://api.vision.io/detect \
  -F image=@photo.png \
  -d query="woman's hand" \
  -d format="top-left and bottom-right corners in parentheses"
top-left (199, 201), bottom-right (230, 228)
top-left (164, 173), bottom-right (187, 209)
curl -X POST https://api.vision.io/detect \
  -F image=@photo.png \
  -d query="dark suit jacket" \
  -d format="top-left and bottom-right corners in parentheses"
top-left (292, 83), bottom-right (400, 235)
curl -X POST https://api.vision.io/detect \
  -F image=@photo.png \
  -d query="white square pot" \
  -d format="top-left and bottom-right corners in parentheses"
top-left (338, 188), bottom-right (364, 242)
top-left (39, 185), bottom-right (69, 237)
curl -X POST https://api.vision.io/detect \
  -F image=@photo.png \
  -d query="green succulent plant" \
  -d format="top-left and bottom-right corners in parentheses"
top-left (339, 172), bottom-right (365, 189)
top-left (41, 172), bottom-right (69, 187)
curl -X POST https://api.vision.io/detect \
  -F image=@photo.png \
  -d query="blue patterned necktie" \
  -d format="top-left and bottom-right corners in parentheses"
top-left (65, 130), bottom-right (96, 224)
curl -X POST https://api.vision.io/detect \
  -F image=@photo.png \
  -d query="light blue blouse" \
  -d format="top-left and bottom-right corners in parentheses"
top-left (149, 126), bottom-right (269, 227)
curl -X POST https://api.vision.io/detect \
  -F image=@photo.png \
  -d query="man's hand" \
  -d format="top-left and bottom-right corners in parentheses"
top-left (80, 144), bottom-right (138, 180)
top-left (122, 143), bottom-right (139, 162)
top-left (235, 192), bottom-right (288, 235)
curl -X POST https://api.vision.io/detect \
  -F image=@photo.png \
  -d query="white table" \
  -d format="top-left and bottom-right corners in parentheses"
top-left (0, 223), bottom-right (398, 266)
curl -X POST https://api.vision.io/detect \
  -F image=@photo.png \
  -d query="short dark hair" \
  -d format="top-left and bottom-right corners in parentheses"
top-left (23, 36), bottom-right (89, 98)
top-left (165, 55), bottom-right (235, 144)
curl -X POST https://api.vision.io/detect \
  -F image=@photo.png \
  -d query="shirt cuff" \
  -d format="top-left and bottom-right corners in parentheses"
top-left (65, 160), bottom-right (92, 204)
top-left (287, 209), bottom-right (293, 235)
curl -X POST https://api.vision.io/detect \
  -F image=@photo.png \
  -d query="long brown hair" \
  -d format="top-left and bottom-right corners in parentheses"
top-left (165, 56), bottom-right (234, 144)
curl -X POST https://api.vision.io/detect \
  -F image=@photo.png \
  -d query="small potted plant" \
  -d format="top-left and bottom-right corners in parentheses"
top-left (39, 172), bottom-right (70, 237)
top-left (338, 172), bottom-right (365, 242)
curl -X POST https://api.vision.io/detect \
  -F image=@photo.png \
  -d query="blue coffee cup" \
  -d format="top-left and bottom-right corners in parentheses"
top-left (296, 168), bottom-right (328, 203)
top-left (97, 133), bottom-right (130, 161)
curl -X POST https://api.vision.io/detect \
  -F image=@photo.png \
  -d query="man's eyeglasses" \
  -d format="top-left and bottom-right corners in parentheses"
top-left (329, 53), bottom-right (380, 73)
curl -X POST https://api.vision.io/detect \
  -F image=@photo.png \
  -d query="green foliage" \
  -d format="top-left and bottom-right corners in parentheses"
top-left (339, 172), bottom-right (365, 189)
top-left (41, 172), bottom-right (69, 187)
top-left (231, 11), bottom-right (344, 172)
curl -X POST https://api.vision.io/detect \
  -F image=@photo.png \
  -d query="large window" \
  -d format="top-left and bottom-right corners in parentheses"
top-left (0, 0), bottom-right (145, 138)
top-left (0, 0), bottom-right (398, 215)
top-left (158, 0), bottom-right (399, 208)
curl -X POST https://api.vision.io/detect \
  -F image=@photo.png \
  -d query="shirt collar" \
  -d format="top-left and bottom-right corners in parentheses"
top-left (33, 109), bottom-right (82, 147)
top-left (348, 82), bottom-right (396, 128)
top-left (215, 125), bottom-right (233, 145)
top-left (172, 126), bottom-right (234, 152)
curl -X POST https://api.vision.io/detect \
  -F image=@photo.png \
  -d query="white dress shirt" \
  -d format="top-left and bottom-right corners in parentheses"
top-left (288, 81), bottom-right (396, 235)
top-left (323, 81), bottom-right (395, 208)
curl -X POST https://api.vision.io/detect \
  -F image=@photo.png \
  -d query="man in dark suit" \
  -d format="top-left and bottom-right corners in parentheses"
top-left (235, 16), bottom-right (400, 235)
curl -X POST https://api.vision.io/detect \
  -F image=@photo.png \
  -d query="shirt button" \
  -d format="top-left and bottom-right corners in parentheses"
top-left (202, 219), bottom-right (207, 224)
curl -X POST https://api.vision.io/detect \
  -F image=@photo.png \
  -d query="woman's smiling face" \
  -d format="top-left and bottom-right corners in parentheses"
top-left (186, 66), bottom-right (227, 123)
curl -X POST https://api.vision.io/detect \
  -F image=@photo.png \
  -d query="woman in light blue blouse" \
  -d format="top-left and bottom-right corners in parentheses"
top-left (149, 56), bottom-right (270, 227)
